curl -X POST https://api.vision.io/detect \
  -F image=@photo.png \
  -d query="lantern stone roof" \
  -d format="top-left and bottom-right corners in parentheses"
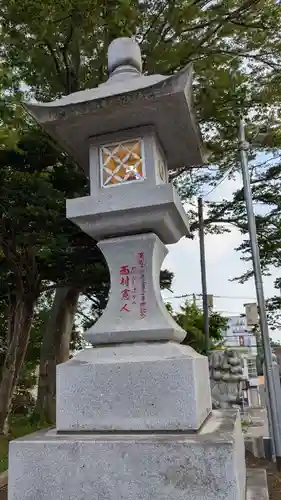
top-left (24, 37), bottom-right (204, 173)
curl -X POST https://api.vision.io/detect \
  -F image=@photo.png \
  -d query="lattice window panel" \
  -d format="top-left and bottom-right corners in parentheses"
top-left (100, 139), bottom-right (145, 187)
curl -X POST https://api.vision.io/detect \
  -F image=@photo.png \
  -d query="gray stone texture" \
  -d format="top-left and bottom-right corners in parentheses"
top-left (56, 342), bottom-right (212, 432)
top-left (209, 349), bottom-right (246, 409)
top-left (108, 38), bottom-right (142, 75)
top-left (83, 233), bottom-right (187, 344)
top-left (66, 182), bottom-right (190, 244)
top-left (246, 469), bottom-right (269, 500)
top-left (9, 411), bottom-right (246, 500)
top-left (243, 407), bottom-right (270, 458)
top-left (67, 125), bottom-right (188, 245)
top-left (24, 39), bottom-right (203, 174)
top-left (248, 386), bottom-right (261, 407)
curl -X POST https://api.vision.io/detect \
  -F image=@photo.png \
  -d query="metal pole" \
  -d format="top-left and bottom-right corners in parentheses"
top-left (239, 117), bottom-right (281, 468)
top-left (198, 196), bottom-right (210, 353)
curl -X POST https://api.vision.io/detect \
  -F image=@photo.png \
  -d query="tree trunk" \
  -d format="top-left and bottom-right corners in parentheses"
top-left (35, 287), bottom-right (79, 424)
top-left (0, 297), bottom-right (35, 434)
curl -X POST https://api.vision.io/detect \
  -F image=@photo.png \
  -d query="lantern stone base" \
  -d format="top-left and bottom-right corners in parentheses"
top-left (56, 342), bottom-right (211, 432)
top-left (8, 410), bottom-right (246, 500)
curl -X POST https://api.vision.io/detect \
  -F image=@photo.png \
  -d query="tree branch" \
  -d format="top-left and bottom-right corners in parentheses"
top-left (204, 49), bottom-right (281, 70)
top-left (140, 0), bottom-right (168, 44)
top-left (42, 38), bottom-right (62, 77)
top-left (41, 38), bottom-right (67, 90)
top-left (61, 20), bottom-right (75, 94)
top-left (230, 20), bottom-right (266, 29)
top-left (52, 13), bottom-right (73, 25)
top-left (172, 0), bottom-right (262, 68)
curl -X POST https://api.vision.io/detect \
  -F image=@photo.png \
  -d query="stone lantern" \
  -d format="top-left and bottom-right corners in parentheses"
top-left (24, 38), bottom-right (203, 349)
top-left (8, 38), bottom-right (257, 500)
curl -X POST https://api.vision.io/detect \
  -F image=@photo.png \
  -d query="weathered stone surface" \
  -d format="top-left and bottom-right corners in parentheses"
top-left (209, 349), bottom-right (246, 409)
top-left (24, 39), bottom-right (203, 174)
top-left (108, 38), bottom-right (142, 75)
top-left (66, 183), bottom-right (190, 243)
top-left (9, 411), bottom-right (245, 500)
top-left (56, 342), bottom-right (211, 432)
top-left (83, 234), bottom-right (187, 344)
top-left (246, 469), bottom-right (269, 500)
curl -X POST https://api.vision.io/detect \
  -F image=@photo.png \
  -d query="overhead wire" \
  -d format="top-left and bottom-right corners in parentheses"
top-left (199, 151), bottom-right (280, 200)
top-left (200, 166), bottom-right (234, 199)
top-left (163, 292), bottom-right (257, 301)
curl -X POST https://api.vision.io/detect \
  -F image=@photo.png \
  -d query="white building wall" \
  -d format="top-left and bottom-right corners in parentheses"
top-left (223, 315), bottom-right (257, 356)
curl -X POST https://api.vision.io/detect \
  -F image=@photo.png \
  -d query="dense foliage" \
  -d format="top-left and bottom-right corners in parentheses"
top-left (168, 301), bottom-right (226, 353)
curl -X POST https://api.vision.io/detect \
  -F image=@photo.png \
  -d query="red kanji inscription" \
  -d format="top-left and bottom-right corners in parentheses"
top-left (120, 304), bottom-right (130, 313)
top-left (120, 265), bottom-right (130, 275)
top-left (121, 289), bottom-right (130, 300)
top-left (120, 276), bottom-right (129, 287)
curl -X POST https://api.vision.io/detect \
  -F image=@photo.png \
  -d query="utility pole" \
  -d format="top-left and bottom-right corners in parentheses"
top-left (239, 117), bottom-right (281, 469)
top-left (198, 196), bottom-right (210, 352)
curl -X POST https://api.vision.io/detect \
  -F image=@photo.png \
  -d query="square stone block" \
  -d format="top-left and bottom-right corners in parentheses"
top-left (56, 342), bottom-right (212, 432)
top-left (8, 410), bottom-right (246, 500)
top-left (246, 469), bottom-right (269, 500)
top-left (66, 183), bottom-right (190, 244)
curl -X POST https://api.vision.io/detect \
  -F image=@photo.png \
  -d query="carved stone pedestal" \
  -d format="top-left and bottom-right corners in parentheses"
top-left (56, 342), bottom-right (211, 432)
top-left (9, 411), bottom-right (246, 500)
top-left (83, 233), bottom-right (187, 345)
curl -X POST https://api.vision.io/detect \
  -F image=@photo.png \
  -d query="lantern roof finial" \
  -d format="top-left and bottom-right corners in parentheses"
top-left (107, 37), bottom-right (142, 79)
top-left (24, 36), bottom-right (204, 172)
